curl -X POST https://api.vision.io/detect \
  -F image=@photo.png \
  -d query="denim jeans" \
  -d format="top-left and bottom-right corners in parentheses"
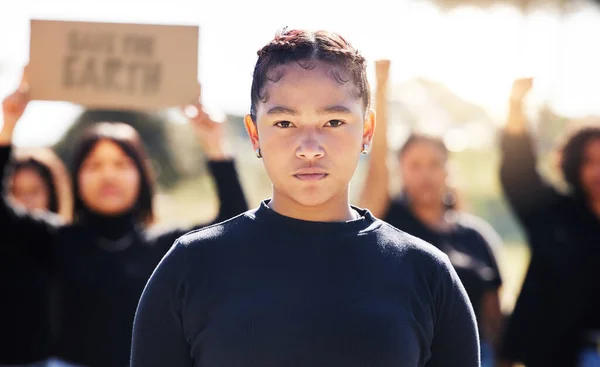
top-left (480, 340), bottom-right (494, 367)
top-left (578, 347), bottom-right (600, 367)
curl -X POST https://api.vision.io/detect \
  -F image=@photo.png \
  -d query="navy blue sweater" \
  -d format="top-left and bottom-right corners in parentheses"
top-left (131, 201), bottom-right (480, 367)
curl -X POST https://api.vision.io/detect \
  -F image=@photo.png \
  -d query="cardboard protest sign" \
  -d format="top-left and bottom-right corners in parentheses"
top-left (29, 19), bottom-right (199, 110)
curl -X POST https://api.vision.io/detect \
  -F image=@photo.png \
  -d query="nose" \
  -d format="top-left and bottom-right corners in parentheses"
top-left (100, 164), bottom-right (120, 181)
top-left (296, 138), bottom-right (325, 160)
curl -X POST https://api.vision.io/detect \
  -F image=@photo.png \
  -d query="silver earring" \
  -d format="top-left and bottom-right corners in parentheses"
top-left (361, 144), bottom-right (369, 155)
top-left (255, 148), bottom-right (262, 158)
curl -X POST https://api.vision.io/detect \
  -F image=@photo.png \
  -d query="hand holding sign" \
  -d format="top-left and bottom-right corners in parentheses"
top-left (1, 67), bottom-right (31, 144)
top-left (182, 84), bottom-right (228, 161)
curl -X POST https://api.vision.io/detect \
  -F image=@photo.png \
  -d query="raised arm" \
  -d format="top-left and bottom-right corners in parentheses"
top-left (0, 67), bottom-right (60, 250)
top-left (185, 91), bottom-right (248, 225)
top-left (500, 78), bottom-right (560, 230)
top-left (154, 88), bottom-right (248, 244)
top-left (358, 60), bottom-right (391, 218)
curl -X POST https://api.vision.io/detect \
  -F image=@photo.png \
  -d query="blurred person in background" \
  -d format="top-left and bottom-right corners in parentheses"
top-left (1, 148), bottom-right (72, 367)
top-left (9, 148), bottom-right (72, 220)
top-left (499, 78), bottom-right (600, 367)
top-left (359, 60), bottom-right (505, 367)
top-left (0, 67), bottom-right (248, 367)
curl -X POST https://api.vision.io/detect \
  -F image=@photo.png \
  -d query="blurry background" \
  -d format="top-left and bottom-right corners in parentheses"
top-left (1, 0), bottom-right (600, 313)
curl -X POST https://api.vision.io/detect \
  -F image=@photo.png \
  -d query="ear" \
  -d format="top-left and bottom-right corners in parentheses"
top-left (362, 109), bottom-right (376, 146)
top-left (244, 114), bottom-right (260, 150)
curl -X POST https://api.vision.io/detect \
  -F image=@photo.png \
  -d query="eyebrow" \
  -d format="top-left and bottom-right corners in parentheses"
top-left (265, 105), bottom-right (352, 116)
top-left (320, 105), bottom-right (352, 114)
top-left (266, 106), bottom-right (298, 116)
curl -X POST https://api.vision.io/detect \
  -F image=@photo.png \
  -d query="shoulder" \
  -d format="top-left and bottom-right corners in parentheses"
top-left (375, 220), bottom-right (453, 272)
top-left (175, 210), bottom-right (255, 250)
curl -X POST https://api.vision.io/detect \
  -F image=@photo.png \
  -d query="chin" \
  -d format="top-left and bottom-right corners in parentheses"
top-left (286, 190), bottom-right (334, 209)
top-left (95, 206), bottom-right (131, 216)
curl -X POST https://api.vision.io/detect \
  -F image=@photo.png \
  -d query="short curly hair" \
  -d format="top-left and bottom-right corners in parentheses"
top-left (559, 122), bottom-right (600, 197)
top-left (249, 28), bottom-right (370, 121)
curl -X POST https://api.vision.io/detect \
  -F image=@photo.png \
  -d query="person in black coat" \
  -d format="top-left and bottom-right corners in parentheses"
top-left (499, 78), bottom-right (600, 367)
top-left (1, 147), bottom-right (72, 366)
top-left (0, 69), bottom-right (248, 367)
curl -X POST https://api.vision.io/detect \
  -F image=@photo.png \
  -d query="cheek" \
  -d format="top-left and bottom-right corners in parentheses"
top-left (400, 163), bottom-right (421, 185)
top-left (122, 168), bottom-right (142, 197)
top-left (433, 169), bottom-right (447, 187)
top-left (581, 163), bottom-right (600, 189)
top-left (78, 170), bottom-right (98, 198)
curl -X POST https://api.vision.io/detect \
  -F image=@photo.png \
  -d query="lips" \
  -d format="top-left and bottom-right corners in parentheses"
top-left (100, 186), bottom-right (121, 196)
top-left (293, 168), bottom-right (328, 181)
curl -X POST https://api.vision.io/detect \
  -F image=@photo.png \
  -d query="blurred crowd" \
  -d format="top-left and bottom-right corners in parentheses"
top-left (1, 30), bottom-right (599, 367)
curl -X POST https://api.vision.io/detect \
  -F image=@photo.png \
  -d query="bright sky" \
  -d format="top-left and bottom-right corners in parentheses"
top-left (1, 0), bottom-right (600, 146)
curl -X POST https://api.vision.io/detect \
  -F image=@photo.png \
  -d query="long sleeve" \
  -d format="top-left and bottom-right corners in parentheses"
top-left (426, 255), bottom-right (480, 367)
top-left (131, 240), bottom-right (192, 367)
top-left (0, 145), bottom-right (60, 253)
top-left (499, 131), bottom-right (561, 232)
top-left (206, 159), bottom-right (248, 225)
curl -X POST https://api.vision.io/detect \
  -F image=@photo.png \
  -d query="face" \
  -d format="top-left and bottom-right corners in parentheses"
top-left (245, 61), bottom-right (374, 211)
top-left (580, 138), bottom-right (600, 201)
top-left (399, 141), bottom-right (448, 208)
top-left (78, 139), bottom-right (141, 216)
top-left (11, 167), bottom-right (51, 212)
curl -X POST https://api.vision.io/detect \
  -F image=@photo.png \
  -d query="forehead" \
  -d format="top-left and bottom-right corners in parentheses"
top-left (87, 140), bottom-right (128, 159)
top-left (402, 141), bottom-right (446, 158)
top-left (14, 167), bottom-right (44, 181)
top-left (585, 137), bottom-right (600, 150)
top-left (257, 61), bottom-right (362, 115)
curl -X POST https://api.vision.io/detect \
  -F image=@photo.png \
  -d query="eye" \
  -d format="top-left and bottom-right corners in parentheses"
top-left (84, 160), bottom-right (101, 170)
top-left (325, 119), bottom-right (345, 127)
top-left (274, 121), bottom-right (294, 128)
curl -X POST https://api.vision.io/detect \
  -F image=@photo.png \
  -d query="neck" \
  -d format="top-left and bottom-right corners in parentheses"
top-left (410, 201), bottom-right (447, 230)
top-left (269, 188), bottom-right (355, 222)
top-left (79, 207), bottom-right (137, 240)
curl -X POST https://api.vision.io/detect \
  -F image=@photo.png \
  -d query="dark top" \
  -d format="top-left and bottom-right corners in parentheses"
top-left (499, 132), bottom-right (600, 367)
top-left (0, 145), bottom-right (248, 367)
top-left (383, 198), bottom-right (503, 333)
top-left (0, 208), bottom-right (60, 364)
top-left (131, 200), bottom-right (480, 367)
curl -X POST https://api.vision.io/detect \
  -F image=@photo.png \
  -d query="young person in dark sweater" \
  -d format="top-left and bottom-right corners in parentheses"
top-left (358, 60), bottom-right (505, 367)
top-left (499, 78), bottom-right (600, 367)
top-left (1, 148), bottom-right (72, 366)
top-left (131, 29), bottom-right (480, 367)
top-left (0, 70), bottom-right (248, 367)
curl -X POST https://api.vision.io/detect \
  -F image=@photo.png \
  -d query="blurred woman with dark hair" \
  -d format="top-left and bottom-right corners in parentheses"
top-left (359, 60), bottom-right (505, 367)
top-left (499, 78), bottom-right (600, 367)
top-left (0, 69), bottom-right (248, 367)
top-left (9, 147), bottom-right (73, 220)
top-left (1, 148), bottom-right (71, 367)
